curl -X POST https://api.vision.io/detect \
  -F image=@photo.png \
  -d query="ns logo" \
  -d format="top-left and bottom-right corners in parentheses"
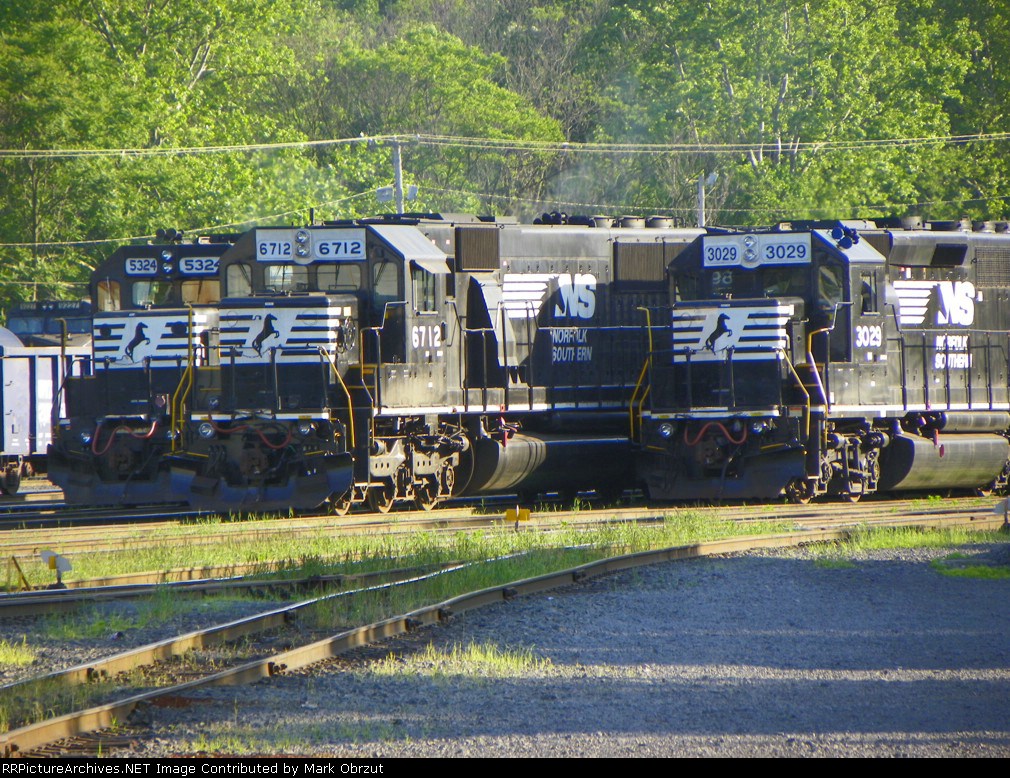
top-left (554, 273), bottom-right (597, 319)
top-left (936, 281), bottom-right (975, 326)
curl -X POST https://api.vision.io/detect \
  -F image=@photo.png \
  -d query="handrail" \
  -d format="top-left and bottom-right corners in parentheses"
top-left (779, 348), bottom-right (811, 440)
top-left (803, 326), bottom-right (832, 409)
top-left (169, 306), bottom-right (196, 453)
top-left (358, 326), bottom-right (381, 413)
top-left (318, 347), bottom-right (355, 449)
top-left (50, 355), bottom-right (86, 442)
top-left (629, 307), bottom-right (654, 443)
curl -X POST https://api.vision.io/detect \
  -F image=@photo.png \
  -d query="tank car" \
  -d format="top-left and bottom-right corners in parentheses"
top-left (634, 219), bottom-right (1010, 502)
top-left (48, 235), bottom-right (236, 504)
top-left (165, 214), bottom-right (703, 512)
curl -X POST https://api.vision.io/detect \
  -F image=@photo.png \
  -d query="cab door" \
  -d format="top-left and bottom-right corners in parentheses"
top-left (852, 267), bottom-right (888, 406)
top-left (402, 261), bottom-right (450, 407)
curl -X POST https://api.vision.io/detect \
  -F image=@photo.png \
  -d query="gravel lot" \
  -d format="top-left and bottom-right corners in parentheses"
top-left (79, 542), bottom-right (1010, 758)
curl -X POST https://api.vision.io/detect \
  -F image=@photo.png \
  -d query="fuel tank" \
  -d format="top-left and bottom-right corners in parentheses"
top-left (877, 432), bottom-right (1010, 491)
top-left (463, 432), bottom-right (632, 496)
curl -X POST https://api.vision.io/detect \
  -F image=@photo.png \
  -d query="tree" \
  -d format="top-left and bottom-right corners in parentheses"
top-left (290, 23), bottom-right (565, 215)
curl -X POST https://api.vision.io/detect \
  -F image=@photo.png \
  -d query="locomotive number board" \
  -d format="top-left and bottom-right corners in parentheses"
top-left (256, 228), bottom-right (367, 265)
top-left (124, 257), bottom-right (220, 276)
top-left (702, 233), bottom-right (811, 268)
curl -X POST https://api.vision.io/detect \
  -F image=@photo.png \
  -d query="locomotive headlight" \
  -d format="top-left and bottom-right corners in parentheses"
top-left (162, 262), bottom-right (174, 274)
top-left (295, 245), bottom-right (310, 258)
top-left (750, 421), bottom-right (769, 434)
top-left (160, 249), bottom-right (174, 261)
top-left (658, 422), bottom-right (674, 439)
top-left (80, 430), bottom-right (93, 444)
top-left (295, 230), bottom-right (310, 245)
top-left (744, 248), bottom-right (757, 263)
top-left (198, 422), bottom-right (216, 439)
top-left (297, 421), bottom-right (314, 436)
top-left (208, 396), bottom-right (221, 410)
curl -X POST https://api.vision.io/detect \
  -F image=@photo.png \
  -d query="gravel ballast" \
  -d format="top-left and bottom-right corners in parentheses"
top-left (10, 542), bottom-right (1010, 757)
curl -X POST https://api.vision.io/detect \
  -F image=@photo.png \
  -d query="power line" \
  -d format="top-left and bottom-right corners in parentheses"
top-left (427, 185), bottom-right (1010, 219)
top-left (3, 131), bottom-right (1010, 160)
top-left (0, 191), bottom-right (376, 249)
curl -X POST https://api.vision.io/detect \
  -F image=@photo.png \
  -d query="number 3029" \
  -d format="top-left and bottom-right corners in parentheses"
top-left (855, 325), bottom-right (882, 348)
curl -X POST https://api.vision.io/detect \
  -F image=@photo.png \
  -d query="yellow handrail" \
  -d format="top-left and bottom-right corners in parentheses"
top-left (779, 349), bottom-right (811, 440)
top-left (629, 307), bottom-right (654, 443)
top-left (319, 347), bottom-right (355, 448)
top-left (803, 326), bottom-right (832, 409)
top-left (170, 306), bottom-right (196, 453)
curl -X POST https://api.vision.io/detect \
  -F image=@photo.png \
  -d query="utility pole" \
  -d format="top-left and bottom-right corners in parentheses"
top-left (392, 139), bottom-right (404, 215)
top-left (697, 171), bottom-right (718, 228)
top-left (697, 174), bottom-right (706, 227)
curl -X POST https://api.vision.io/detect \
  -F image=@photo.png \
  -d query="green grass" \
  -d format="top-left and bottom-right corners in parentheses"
top-left (931, 563), bottom-right (1010, 580)
top-left (8, 513), bottom-right (1006, 738)
top-left (0, 674), bottom-right (119, 734)
top-left (812, 557), bottom-right (857, 570)
top-left (39, 589), bottom-right (258, 641)
top-left (22, 508), bottom-right (792, 585)
top-left (809, 526), bottom-right (1009, 558)
top-left (372, 640), bottom-right (552, 678)
top-left (804, 526), bottom-right (1010, 579)
top-left (183, 718), bottom-right (403, 754)
top-left (0, 638), bottom-right (35, 668)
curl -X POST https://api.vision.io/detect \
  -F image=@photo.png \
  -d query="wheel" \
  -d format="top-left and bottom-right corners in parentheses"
top-left (440, 463), bottom-right (456, 497)
top-left (414, 479), bottom-right (438, 511)
top-left (367, 482), bottom-right (395, 514)
top-left (785, 477), bottom-right (813, 505)
top-left (330, 490), bottom-right (352, 516)
top-left (844, 490), bottom-right (861, 504)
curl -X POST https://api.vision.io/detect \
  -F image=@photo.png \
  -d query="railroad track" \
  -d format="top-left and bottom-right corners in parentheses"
top-left (2, 507), bottom-right (1005, 757)
top-left (3, 495), bottom-right (999, 590)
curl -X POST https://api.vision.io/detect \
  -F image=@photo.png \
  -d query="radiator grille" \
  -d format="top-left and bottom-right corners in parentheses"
top-left (455, 226), bottom-right (499, 271)
top-left (975, 246), bottom-right (1010, 288)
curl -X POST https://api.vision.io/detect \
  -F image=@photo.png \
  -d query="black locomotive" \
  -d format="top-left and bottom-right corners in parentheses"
top-left (48, 234), bottom-right (237, 504)
top-left (634, 219), bottom-right (1010, 502)
top-left (51, 214), bottom-right (703, 511)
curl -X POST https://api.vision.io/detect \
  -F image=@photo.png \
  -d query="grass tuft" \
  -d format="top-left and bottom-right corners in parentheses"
top-left (372, 640), bottom-right (552, 678)
top-left (0, 637), bottom-right (35, 668)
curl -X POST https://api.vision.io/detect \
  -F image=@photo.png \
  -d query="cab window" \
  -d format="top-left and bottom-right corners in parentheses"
top-left (226, 264), bottom-right (252, 296)
top-left (817, 263), bottom-right (844, 315)
top-left (372, 260), bottom-right (400, 315)
top-left (181, 279), bottom-right (220, 304)
top-left (264, 265), bottom-right (308, 293)
top-left (763, 267), bottom-right (807, 297)
top-left (97, 280), bottom-right (121, 312)
top-left (412, 266), bottom-right (437, 313)
top-left (318, 264), bottom-right (361, 293)
top-left (132, 280), bottom-right (173, 307)
top-left (859, 271), bottom-right (878, 314)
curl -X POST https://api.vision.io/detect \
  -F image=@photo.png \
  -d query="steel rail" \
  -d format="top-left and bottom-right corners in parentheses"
top-left (3, 511), bottom-right (1005, 757)
top-left (0, 561), bottom-right (461, 617)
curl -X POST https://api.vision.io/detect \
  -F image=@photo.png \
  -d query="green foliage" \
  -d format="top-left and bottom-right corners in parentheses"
top-left (4, 0), bottom-right (1010, 312)
top-left (291, 23), bottom-right (565, 214)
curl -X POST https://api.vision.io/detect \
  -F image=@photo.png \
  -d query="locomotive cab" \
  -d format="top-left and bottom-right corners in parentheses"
top-left (638, 220), bottom-right (1010, 503)
top-left (638, 226), bottom-right (889, 501)
top-left (49, 236), bottom-right (235, 505)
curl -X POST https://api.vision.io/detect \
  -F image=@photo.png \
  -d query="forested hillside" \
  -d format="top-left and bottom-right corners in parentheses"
top-left (2, 0), bottom-right (1009, 308)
